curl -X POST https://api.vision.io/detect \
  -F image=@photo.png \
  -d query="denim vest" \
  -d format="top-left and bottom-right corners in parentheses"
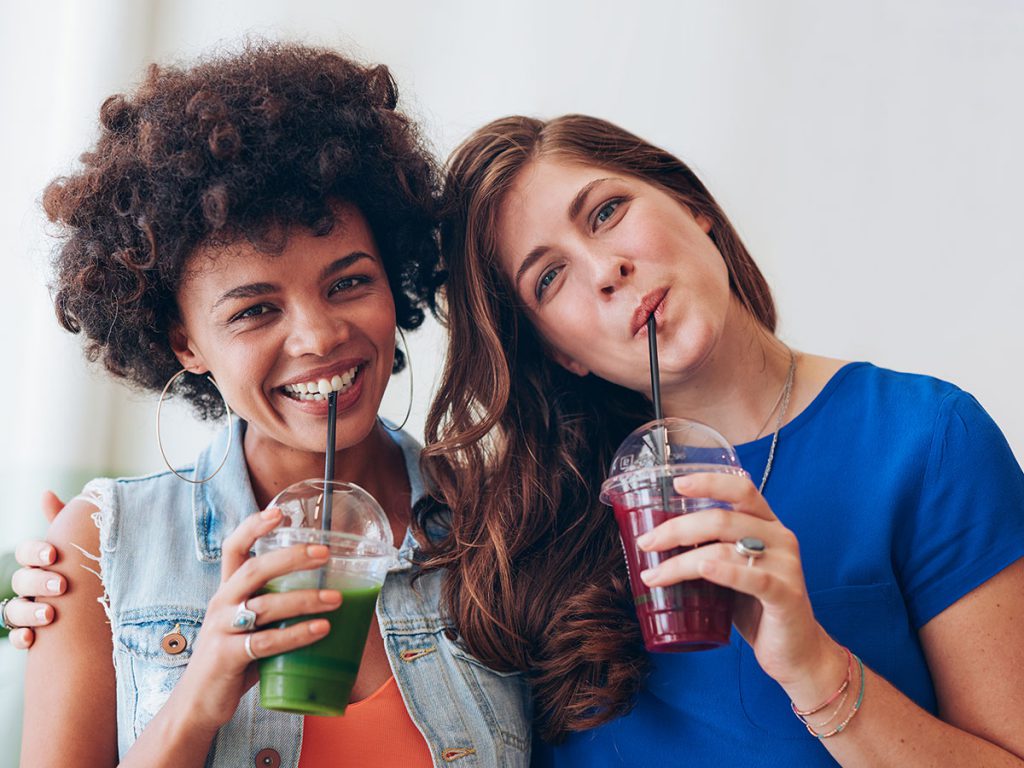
top-left (89, 418), bottom-right (531, 767)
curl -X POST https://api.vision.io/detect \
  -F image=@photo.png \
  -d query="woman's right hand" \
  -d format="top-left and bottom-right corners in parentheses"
top-left (170, 506), bottom-right (341, 731)
top-left (6, 491), bottom-right (66, 650)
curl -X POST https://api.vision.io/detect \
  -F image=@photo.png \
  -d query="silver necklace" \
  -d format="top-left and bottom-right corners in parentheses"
top-left (758, 348), bottom-right (797, 494)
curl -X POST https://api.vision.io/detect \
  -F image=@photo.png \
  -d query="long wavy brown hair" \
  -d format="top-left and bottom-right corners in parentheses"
top-left (417, 114), bottom-right (775, 742)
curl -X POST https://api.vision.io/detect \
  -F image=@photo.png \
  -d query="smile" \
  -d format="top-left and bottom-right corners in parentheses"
top-left (281, 364), bottom-right (362, 401)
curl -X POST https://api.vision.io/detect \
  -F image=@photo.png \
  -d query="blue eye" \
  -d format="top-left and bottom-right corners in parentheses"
top-left (594, 200), bottom-right (620, 227)
top-left (535, 266), bottom-right (561, 300)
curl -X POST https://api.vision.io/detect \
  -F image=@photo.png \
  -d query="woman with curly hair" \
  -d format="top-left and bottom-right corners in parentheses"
top-left (419, 114), bottom-right (1024, 765)
top-left (16, 45), bottom-right (530, 767)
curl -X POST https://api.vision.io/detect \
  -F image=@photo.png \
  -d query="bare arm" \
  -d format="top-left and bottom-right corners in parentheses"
top-left (20, 497), bottom-right (117, 767)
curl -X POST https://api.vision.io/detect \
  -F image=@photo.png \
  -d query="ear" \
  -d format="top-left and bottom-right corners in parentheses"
top-left (695, 212), bottom-right (713, 234)
top-left (168, 324), bottom-right (209, 374)
top-left (551, 350), bottom-right (590, 378)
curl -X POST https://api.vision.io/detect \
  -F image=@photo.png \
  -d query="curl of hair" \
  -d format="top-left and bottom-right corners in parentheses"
top-left (45, 42), bottom-right (443, 418)
top-left (417, 114), bottom-right (774, 742)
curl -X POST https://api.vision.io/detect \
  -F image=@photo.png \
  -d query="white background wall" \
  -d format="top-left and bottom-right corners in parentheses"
top-left (1, 0), bottom-right (1022, 759)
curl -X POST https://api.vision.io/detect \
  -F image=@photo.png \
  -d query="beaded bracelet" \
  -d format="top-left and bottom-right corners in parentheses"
top-left (809, 654), bottom-right (865, 739)
top-left (791, 647), bottom-right (853, 718)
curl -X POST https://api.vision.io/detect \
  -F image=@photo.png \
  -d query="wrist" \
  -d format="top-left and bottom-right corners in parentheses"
top-left (779, 634), bottom-right (849, 713)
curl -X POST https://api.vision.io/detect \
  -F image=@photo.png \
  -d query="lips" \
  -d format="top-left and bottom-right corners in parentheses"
top-left (630, 288), bottom-right (668, 336)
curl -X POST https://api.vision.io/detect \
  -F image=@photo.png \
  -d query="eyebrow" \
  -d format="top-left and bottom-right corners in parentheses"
top-left (212, 251), bottom-right (374, 311)
top-left (513, 178), bottom-right (611, 292)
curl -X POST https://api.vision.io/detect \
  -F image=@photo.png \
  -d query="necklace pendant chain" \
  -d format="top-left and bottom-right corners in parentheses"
top-left (758, 348), bottom-right (797, 494)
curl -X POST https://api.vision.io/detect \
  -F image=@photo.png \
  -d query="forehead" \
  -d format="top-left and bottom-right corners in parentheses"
top-left (183, 202), bottom-right (377, 280)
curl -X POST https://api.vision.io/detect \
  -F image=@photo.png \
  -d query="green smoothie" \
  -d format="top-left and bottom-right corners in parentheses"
top-left (258, 571), bottom-right (382, 716)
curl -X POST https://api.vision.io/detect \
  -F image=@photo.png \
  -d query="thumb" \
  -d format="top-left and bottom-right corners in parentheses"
top-left (41, 490), bottom-right (66, 524)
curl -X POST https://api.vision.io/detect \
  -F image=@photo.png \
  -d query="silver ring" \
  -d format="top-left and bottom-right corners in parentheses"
top-left (0, 597), bottom-right (19, 631)
top-left (244, 633), bottom-right (258, 661)
top-left (735, 536), bottom-right (767, 567)
top-left (230, 600), bottom-right (258, 632)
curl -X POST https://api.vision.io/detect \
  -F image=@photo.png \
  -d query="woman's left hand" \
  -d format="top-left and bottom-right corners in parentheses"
top-left (636, 471), bottom-right (838, 689)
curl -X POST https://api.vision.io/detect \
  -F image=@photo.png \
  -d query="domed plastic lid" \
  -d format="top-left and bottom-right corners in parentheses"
top-left (600, 417), bottom-right (741, 504)
top-left (268, 479), bottom-right (392, 544)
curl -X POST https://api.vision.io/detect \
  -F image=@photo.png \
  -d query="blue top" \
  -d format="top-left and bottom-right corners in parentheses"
top-left (535, 363), bottom-right (1024, 767)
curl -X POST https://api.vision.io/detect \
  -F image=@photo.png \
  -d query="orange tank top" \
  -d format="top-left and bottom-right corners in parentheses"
top-left (297, 675), bottom-right (433, 767)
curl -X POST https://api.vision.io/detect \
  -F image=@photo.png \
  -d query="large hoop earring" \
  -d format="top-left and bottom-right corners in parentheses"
top-left (156, 368), bottom-right (233, 484)
top-left (380, 326), bottom-right (413, 433)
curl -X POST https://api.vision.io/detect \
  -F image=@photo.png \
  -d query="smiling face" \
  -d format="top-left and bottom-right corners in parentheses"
top-left (170, 202), bottom-right (396, 457)
top-left (496, 157), bottom-right (736, 396)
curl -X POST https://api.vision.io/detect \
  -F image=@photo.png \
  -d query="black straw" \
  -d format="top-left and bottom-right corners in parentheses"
top-left (322, 391), bottom-right (338, 531)
top-left (647, 314), bottom-right (663, 421)
top-left (647, 314), bottom-right (672, 508)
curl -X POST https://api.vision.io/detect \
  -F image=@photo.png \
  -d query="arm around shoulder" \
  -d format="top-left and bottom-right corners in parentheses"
top-left (21, 496), bottom-right (118, 768)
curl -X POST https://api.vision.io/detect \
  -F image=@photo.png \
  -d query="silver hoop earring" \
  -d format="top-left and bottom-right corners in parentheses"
top-left (156, 368), bottom-right (233, 484)
top-left (380, 326), bottom-right (413, 433)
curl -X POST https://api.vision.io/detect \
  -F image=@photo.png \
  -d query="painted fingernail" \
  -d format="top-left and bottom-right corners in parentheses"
top-left (636, 533), bottom-right (653, 549)
top-left (39, 547), bottom-right (54, 565)
top-left (46, 578), bottom-right (62, 594)
top-left (319, 590), bottom-right (341, 603)
top-left (306, 544), bottom-right (329, 558)
top-left (35, 607), bottom-right (49, 622)
top-left (309, 619), bottom-right (330, 634)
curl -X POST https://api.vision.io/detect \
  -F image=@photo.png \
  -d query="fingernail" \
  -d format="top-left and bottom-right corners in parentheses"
top-left (35, 606), bottom-right (49, 622)
top-left (309, 619), bottom-right (330, 634)
top-left (39, 547), bottom-right (54, 565)
top-left (674, 476), bottom-right (694, 492)
top-left (46, 578), bottom-right (62, 594)
top-left (636, 533), bottom-right (652, 549)
top-left (319, 590), bottom-right (341, 603)
top-left (260, 508), bottom-right (281, 520)
top-left (640, 568), bottom-right (655, 585)
top-left (306, 544), bottom-right (329, 558)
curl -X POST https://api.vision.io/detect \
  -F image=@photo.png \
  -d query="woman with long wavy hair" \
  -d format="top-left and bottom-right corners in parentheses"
top-left (420, 114), bottom-right (1024, 765)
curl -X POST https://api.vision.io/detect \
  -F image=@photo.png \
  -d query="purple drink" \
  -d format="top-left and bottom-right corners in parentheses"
top-left (601, 419), bottom-right (747, 653)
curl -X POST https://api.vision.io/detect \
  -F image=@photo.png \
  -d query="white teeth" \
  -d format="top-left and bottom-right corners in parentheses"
top-left (282, 365), bottom-right (361, 400)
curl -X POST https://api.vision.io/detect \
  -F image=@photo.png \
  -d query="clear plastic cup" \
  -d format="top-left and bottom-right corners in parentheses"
top-left (600, 418), bottom-right (747, 652)
top-left (255, 480), bottom-right (398, 716)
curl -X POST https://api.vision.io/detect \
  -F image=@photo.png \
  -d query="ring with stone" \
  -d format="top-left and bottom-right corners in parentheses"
top-left (230, 600), bottom-right (258, 632)
top-left (735, 536), bottom-right (767, 567)
top-left (0, 597), bottom-right (19, 631)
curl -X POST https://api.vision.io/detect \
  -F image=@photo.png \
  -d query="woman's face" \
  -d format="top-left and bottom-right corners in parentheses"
top-left (496, 158), bottom-right (733, 395)
top-left (171, 202), bottom-right (396, 455)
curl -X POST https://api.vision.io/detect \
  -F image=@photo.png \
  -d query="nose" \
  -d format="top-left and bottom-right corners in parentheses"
top-left (596, 253), bottom-right (635, 296)
top-left (283, 304), bottom-right (350, 358)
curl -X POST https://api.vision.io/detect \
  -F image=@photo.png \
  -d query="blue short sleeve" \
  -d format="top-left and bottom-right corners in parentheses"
top-left (896, 390), bottom-right (1024, 628)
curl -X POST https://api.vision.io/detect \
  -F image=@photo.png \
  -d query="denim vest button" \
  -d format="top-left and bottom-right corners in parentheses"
top-left (255, 748), bottom-right (281, 767)
top-left (160, 624), bottom-right (187, 655)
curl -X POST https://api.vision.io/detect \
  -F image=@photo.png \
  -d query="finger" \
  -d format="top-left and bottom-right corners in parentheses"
top-left (222, 543), bottom-right (330, 604)
top-left (245, 589), bottom-right (341, 627)
top-left (15, 540), bottom-right (56, 568)
top-left (3, 597), bottom-right (54, 627)
top-left (221, 508), bottom-right (284, 581)
top-left (11, 566), bottom-right (65, 598)
top-left (640, 540), bottom-right (800, 597)
top-left (244, 618), bottom-right (330, 662)
top-left (41, 490), bottom-right (65, 524)
top-left (673, 472), bottom-right (776, 521)
top-left (636, 508), bottom-right (779, 553)
top-left (9, 628), bottom-right (35, 650)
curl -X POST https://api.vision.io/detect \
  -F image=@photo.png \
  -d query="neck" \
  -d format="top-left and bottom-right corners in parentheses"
top-left (658, 301), bottom-right (794, 446)
top-left (243, 420), bottom-right (407, 518)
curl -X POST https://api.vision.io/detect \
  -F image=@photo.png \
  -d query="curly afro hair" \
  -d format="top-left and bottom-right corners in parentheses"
top-left (44, 42), bottom-right (442, 419)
